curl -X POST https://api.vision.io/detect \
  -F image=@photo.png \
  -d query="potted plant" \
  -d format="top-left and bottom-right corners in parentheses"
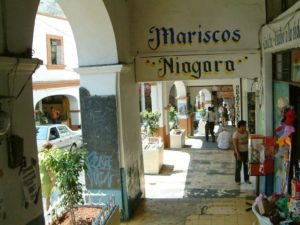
top-left (40, 145), bottom-right (88, 224)
top-left (140, 110), bottom-right (163, 174)
top-left (40, 145), bottom-right (120, 225)
top-left (140, 110), bottom-right (161, 137)
top-left (167, 105), bottom-right (178, 130)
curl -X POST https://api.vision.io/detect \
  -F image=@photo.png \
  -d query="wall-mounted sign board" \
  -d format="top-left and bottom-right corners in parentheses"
top-left (135, 52), bottom-right (260, 82)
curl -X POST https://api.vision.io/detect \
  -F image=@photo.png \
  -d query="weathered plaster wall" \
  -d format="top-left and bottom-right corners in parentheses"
top-left (118, 66), bottom-right (144, 218)
top-left (0, 58), bottom-right (44, 225)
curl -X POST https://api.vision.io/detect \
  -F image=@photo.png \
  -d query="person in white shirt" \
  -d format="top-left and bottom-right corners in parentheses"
top-left (217, 127), bottom-right (232, 150)
top-left (205, 107), bottom-right (216, 142)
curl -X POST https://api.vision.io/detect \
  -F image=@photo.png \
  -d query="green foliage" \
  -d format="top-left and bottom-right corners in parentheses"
top-left (140, 110), bottom-right (161, 136)
top-left (41, 146), bottom-right (88, 223)
top-left (168, 105), bottom-right (178, 129)
top-left (36, 111), bottom-right (48, 124)
top-left (197, 107), bottom-right (207, 118)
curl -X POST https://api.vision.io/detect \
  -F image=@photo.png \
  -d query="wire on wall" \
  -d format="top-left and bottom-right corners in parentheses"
top-left (0, 59), bottom-right (41, 101)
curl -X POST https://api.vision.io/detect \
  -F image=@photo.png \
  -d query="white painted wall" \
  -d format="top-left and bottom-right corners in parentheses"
top-left (77, 66), bottom-right (118, 96)
top-left (58, 0), bottom-right (119, 66)
top-left (32, 14), bottom-right (79, 77)
top-left (32, 13), bottom-right (81, 127)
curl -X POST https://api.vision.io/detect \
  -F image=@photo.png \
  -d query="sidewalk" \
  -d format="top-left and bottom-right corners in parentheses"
top-left (121, 134), bottom-right (258, 225)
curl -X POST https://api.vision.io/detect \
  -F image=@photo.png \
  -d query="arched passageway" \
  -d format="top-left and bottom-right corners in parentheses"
top-left (0, 1), bottom-right (266, 225)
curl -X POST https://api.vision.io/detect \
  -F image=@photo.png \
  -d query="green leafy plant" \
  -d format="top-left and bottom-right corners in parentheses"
top-left (35, 111), bottom-right (48, 124)
top-left (140, 110), bottom-right (161, 137)
top-left (41, 146), bottom-right (88, 225)
top-left (167, 105), bottom-right (178, 129)
top-left (197, 107), bottom-right (207, 119)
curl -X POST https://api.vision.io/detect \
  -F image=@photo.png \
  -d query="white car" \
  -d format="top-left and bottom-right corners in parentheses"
top-left (36, 124), bottom-right (82, 151)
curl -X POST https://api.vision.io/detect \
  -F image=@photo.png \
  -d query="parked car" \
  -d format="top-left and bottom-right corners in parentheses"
top-left (36, 124), bottom-right (82, 151)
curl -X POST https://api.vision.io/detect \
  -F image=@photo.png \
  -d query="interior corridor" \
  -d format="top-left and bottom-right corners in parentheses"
top-left (121, 132), bottom-right (259, 225)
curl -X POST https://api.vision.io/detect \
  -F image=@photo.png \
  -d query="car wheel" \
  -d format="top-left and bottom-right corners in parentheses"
top-left (70, 143), bottom-right (77, 151)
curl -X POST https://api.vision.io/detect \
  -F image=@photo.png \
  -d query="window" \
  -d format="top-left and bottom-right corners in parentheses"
top-left (273, 52), bottom-right (290, 81)
top-left (291, 50), bottom-right (300, 82)
top-left (49, 127), bottom-right (60, 140)
top-left (57, 126), bottom-right (70, 137)
top-left (46, 34), bottom-right (65, 69)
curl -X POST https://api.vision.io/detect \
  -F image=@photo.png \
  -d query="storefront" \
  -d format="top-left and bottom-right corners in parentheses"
top-left (261, 2), bottom-right (300, 196)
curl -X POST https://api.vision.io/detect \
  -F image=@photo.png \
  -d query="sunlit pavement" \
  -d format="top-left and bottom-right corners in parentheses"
top-left (121, 133), bottom-right (259, 225)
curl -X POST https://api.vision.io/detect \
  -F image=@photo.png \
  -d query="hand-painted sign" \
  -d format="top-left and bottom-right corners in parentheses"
top-left (262, 10), bottom-right (300, 52)
top-left (135, 52), bottom-right (260, 81)
top-left (148, 26), bottom-right (241, 50)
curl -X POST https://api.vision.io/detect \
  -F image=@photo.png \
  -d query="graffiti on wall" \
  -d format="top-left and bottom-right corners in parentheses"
top-left (86, 151), bottom-right (119, 189)
top-left (235, 85), bottom-right (241, 122)
top-left (20, 158), bottom-right (40, 208)
top-left (127, 162), bottom-right (141, 198)
top-left (80, 89), bottom-right (120, 189)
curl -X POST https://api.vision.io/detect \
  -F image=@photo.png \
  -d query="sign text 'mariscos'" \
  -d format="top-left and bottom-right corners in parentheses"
top-left (148, 25), bottom-right (241, 50)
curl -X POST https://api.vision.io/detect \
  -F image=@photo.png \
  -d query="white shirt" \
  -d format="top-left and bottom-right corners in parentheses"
top-left (206, 111), bottom-right (216, 122)
top-left (217, 130), bottom-right (232, 149)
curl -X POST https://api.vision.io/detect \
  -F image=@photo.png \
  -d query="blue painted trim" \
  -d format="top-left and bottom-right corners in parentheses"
top-left (120, 168), bottom-right (130, 220)
top-left (26, 214), bottom-right (44, 225)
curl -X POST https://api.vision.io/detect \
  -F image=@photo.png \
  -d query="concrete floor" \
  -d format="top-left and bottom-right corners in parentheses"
top-left (121, 129), bottom-right (259, 225)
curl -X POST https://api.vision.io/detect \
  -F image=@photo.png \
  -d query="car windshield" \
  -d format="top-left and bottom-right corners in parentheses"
top-left (36, 127), bottom-right (48, 140)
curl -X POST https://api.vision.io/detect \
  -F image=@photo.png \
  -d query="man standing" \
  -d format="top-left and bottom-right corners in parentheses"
top-left (205, 107), bottom-right (216, 142)
top-left (50, 107), bottom-right (60, 124)
top-left (233, 120), bottom-right (251, 185)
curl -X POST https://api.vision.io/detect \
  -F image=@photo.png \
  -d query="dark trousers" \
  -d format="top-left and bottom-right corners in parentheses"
top-left (235, 151), bottom-right (249, 182)
top-left (205, 122), bottom-right (215, 142)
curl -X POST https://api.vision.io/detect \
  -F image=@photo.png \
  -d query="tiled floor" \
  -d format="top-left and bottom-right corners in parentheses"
top-left (121, 131), bottom-right (259, 225)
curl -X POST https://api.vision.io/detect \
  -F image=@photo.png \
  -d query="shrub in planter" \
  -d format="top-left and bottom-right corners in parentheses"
top-left (41, 145), bottom-right (88, 225)
top-left (167, 105), bottom-right (178, 130)
top-left (140, 110), bottom-right (161, 137)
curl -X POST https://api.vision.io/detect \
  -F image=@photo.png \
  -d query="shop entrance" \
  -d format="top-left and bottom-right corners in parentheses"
top-left (139, 79), bottom-right (256, 200)
top-left (288, 85), bottom-right (300, 193)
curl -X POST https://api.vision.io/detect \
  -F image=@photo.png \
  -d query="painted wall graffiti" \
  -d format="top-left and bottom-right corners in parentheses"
top-left (80, 91), bottom-right (120, 189)
top-left (20, 159), bottom-right (40, 209)
top-left (86, 151), bottom-right (119, 189)
top-left (127, 162), bottom-right (141, 198)
top-left (235, 85), bottom-right (241, 122)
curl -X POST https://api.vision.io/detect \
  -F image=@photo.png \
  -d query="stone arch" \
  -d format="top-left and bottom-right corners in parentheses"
top-left (33, 89), bottom-right (79, 108)
top-left (1, 1), bottom-right (134, 222)
top-left (57, 0), bottom-right (119, 66)
top-left (174, 81), bottom-right (187, 98)
top-left (198, 88), bottom-right (212, 109)
top-left (34, 93), bottom-right (80, 127)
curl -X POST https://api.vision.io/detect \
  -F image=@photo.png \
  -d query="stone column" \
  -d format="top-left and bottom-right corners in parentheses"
top-left (76, 64), bottom-right (143, 220)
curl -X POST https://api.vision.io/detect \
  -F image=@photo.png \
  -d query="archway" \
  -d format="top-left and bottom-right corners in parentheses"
top-left (34, 0), bottom-right (140, 221)
top-left (34, 94), bottom-right (80, 129)
top-left (197, 88), bottom-right (212, 109)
